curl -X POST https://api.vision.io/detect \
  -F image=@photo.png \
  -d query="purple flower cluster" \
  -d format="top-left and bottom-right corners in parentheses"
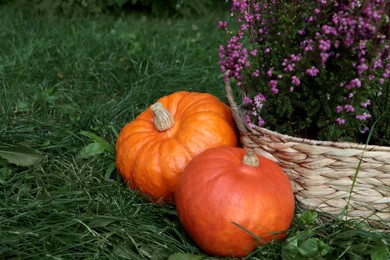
top-left (218, 0), bottom-right (389, 136)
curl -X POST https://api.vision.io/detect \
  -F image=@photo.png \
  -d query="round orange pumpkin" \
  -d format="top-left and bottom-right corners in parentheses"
top-left (175, 146), bottom-right (295, 257)
top-left (115, 91), bottom-right (238, 203)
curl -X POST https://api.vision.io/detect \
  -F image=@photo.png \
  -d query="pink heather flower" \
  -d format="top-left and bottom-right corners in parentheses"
top-left (250, 49), bottom-right (258, 56)
top-left (301, 39), bottom-right (314, 51)
top-left (322, 25), bottom-right (336, 35)
top-left (334, 40), bottom-right (340, 48)
top-left (344, 104), bottom-right (355, 113)
top-left (373, 57), bottom-right (383, 69)
top-left (290, 54), bottom-right (302, 62)
top-left (283, 63), bottom-right (295, 72)
top-left (251, 109), bottom-right (257, 116)
top-left (243, 96), bottom-right (253, 105)
top-left (320, 52), bottom-right (330, 64)
top-left (383, 68), bottom-right (390, 78)
top-left (252, 70), bottom-right (259, 77)
top-left (306, 66), bottom-right (320, 76)
top-left (345, 78), bottom-right (361, 90)
top-left (248, 122), bottom-right (256, 128)
top-left (245, 113), bottom-right (256, 128)
top-left (264, 48), bottom-right (270, 53)
top-left (318, 0), bottom-right (326, 6)
top-left (266, 68), bottom-right (273, 77)
top-left (269, 80), bottom-right (279, 94)
top-left (258, 116), bottom-right (265, 126)
top-left (254, 93), bottom-right (266, 103)
top-left (357, 62), bottom-right (369, 75)
top-left (318, 39), bottom-right (331, 52)
top-left (356, 112), bottom-right (372, 121)
top-left (361, 126), bottom-right (370, 134)
top-left (336, 106), bottom-right (343, 113)
top-left (336, 118), bottom-right (345, 125)
top-left (270, 80), bottom-right (278, 88)
top-left (292, 76), bottom-right (301, 86)
top-left (217, 21), bottom-right (228, 29)
top-left (270, 87), bottom-right (279, 94)
top-left (361, 99), bottom-right (371, 108)
top-left (351, 78), bottom-right (362, 89)
top-left (245, 114), bottom-right (251, 124)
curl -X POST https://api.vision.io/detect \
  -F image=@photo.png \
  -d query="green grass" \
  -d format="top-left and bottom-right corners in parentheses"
top-left (0, 6), bottom-right (389, 260)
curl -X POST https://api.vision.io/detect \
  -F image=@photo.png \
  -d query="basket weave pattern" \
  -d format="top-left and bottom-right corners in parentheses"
top-left (225, 78), bottom-right (390, 229)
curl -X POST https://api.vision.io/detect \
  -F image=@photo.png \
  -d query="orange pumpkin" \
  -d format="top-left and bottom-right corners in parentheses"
top-left (175, 146), bottom-right (295, 257)
top-left (115, 91), bottom-right (238, 203)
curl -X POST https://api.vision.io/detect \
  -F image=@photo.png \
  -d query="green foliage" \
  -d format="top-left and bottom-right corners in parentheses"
top-left (282, 233), bottom-right (332, 259)
top-left (369, 84), bottom-right (390, 146)
top-left (279, 211), bottom-right (390, 260)
top-left (1, 0), bottom-right (229, 17)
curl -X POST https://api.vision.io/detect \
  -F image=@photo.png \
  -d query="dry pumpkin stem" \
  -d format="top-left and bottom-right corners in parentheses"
top-left (151, 102), bottom-right (175, 131)
top-left (242, 149), bottom-right (259, 167)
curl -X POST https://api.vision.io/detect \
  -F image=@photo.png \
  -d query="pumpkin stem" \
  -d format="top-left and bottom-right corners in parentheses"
top-left (151, 102), bottom-right (174, 131)
top-left (242, 149), bottom-right (259, 167)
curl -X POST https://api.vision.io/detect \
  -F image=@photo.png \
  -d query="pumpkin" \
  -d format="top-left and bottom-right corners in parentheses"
top-left (115, 91), bottom-right (238, 203)
top-left (175, 146), bottom-right (295, 257)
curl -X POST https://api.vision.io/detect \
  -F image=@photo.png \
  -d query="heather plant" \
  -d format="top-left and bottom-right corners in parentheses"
top-left (218, 0), bottom-right (389, 144)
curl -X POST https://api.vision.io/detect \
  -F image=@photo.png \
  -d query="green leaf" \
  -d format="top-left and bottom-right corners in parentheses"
top-left (78, 143), bottom-right (105, 158)
top-left (333, 229), bottom-right (376, 240)
top-left (168, 253), bottom-right (205, 260)
top-left (104, 161), bottom-right (117, 180)
top-left (15, 101), bottom-right (31, 113)
top-left (282, 235), bottom-right (331, 260)
top-left (81, 131), bottom-right (115, 154)
top-left (109, 124), bottom-right (119, 138)
top-left (88, 215), bottom-right (121, 228)
top-left (113, 245), bottom-right (138, 259)
top-left (370, 240), bottom-right (390, 260)
top-left (299, 211), bottom-right (318, 225)
top-left (282, 236), bottom-right (300, 260)
top-left (0, 166), bottom-right (13, 185)
top-left (299, 238), bottom-right (329, 257)
top-left (0, 144), bottom-right (44, 166)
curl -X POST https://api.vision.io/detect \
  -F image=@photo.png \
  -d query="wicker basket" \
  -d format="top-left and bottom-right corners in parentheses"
top-left (224, 77), bottom-right (390, 230)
